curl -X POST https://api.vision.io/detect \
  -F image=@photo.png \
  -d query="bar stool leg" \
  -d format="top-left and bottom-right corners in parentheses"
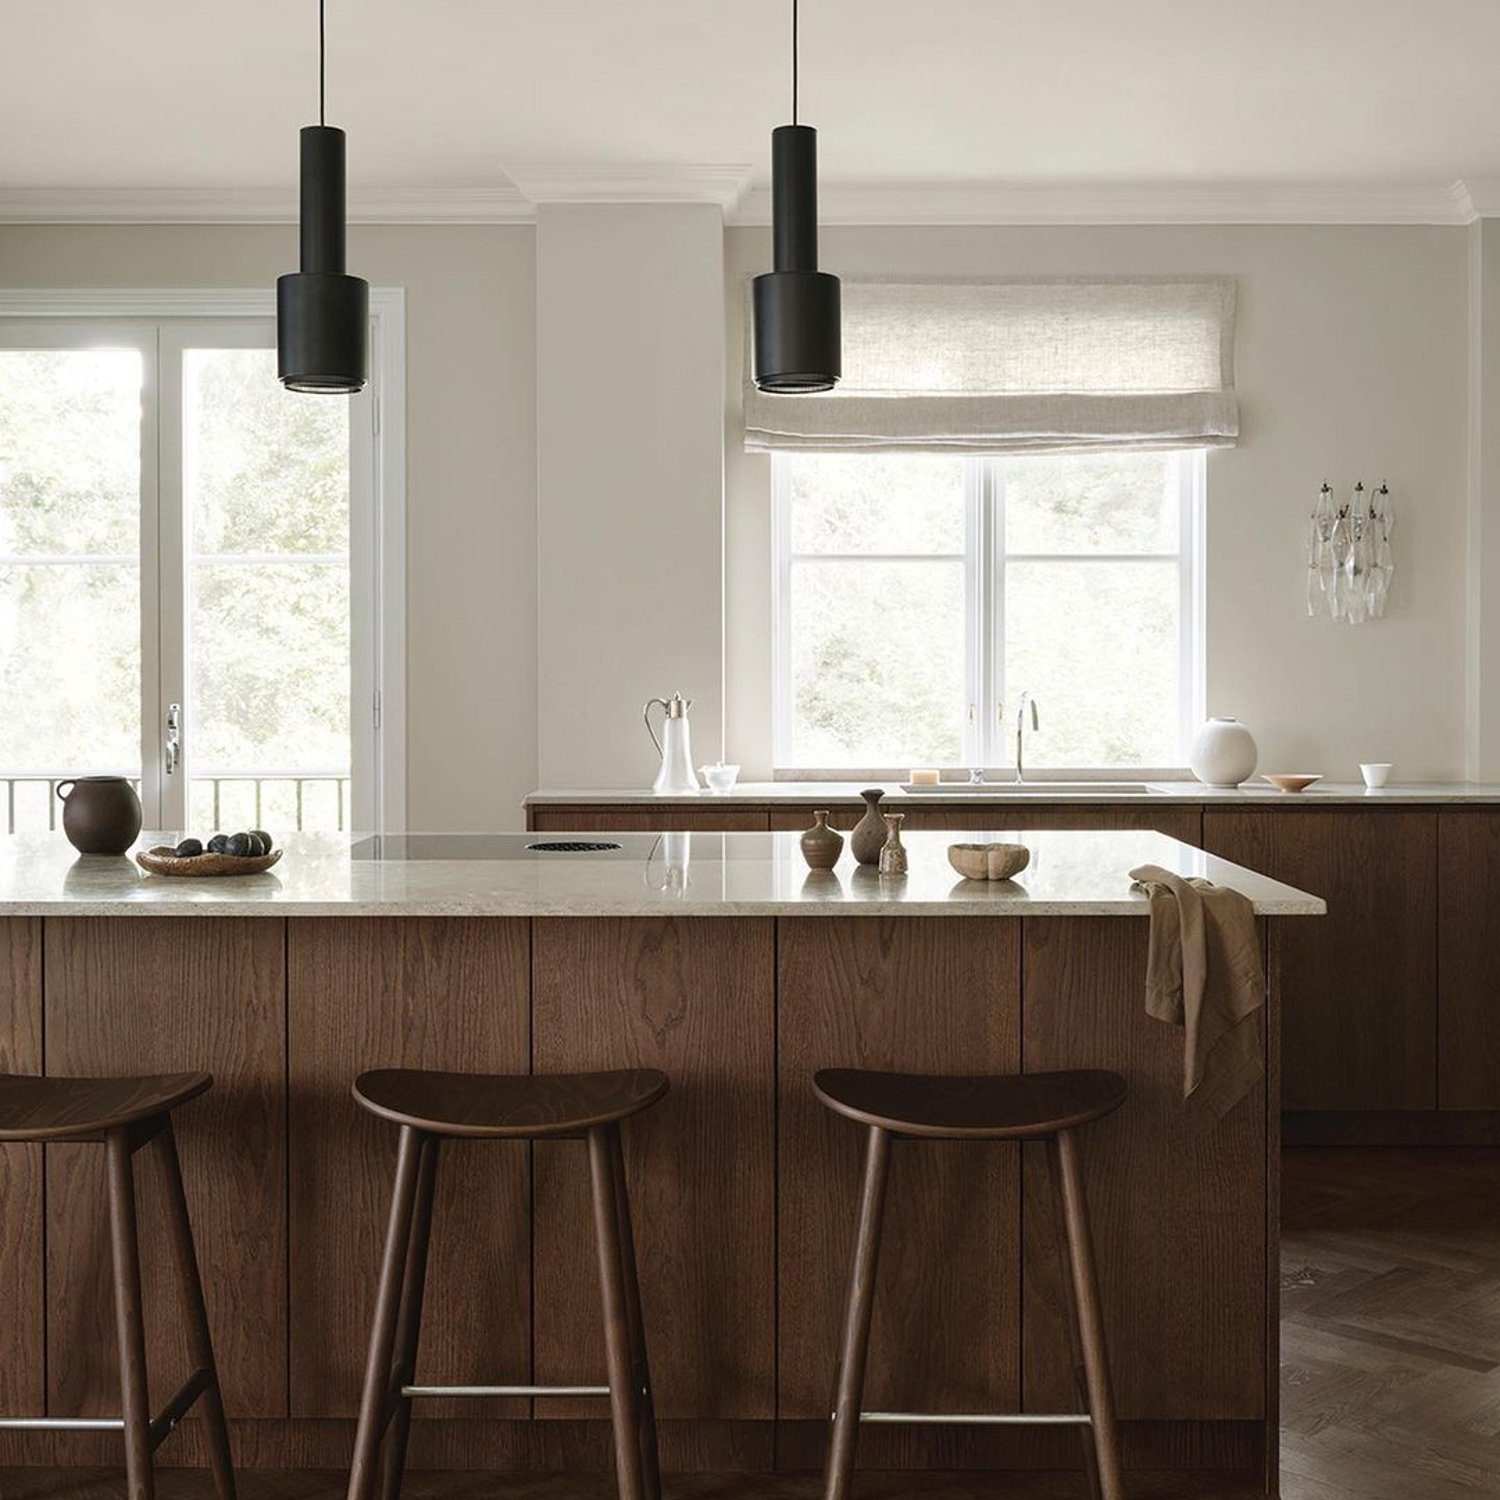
top-left (824, 1124), bottom-right (892, 1500)
top-left (1051, 1127), bottom-right (1125, 1500)
top-left (378, 1134), bottom-right (441, 1500)
top-left (106, 1125), bottom-right (156, 1500)
top-left (158, 1118), bottom-right (237, 1499)
top-left (589, 1123), bottom-right (648, 1500)
top-left (607, 1123), bottom-right (661, 1500)
top-left (347, 1125), bottom-right (425, 1500)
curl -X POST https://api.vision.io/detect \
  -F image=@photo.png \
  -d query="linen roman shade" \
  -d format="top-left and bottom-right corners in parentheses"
top-left (742, 276), bottom-right (1238, 454)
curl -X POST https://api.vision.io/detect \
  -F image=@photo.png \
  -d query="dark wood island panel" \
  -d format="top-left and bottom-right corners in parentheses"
top-left (776, 917), bottom-right (1022, 1433)
top-left (1021, 918), bottom-right (1267, 1421)
top-left (43, 917), bottom-right (286, 1418)
top-left (1437, 809), bottom-right (1500, 1108)
top-left (287, 917), bottom-right (531, 1419)
top-left (531, 916), bottom-right (776, 1422)
top-left (0, 918), bottom-right (42, 1419)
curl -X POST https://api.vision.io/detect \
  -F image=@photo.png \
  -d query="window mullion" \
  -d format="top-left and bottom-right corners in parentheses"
top-left (988, 460), bottom-right (1007, 769)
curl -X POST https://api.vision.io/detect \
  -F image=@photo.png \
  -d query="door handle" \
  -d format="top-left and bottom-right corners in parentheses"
top-left (165, 702), bottom-right (181, 775)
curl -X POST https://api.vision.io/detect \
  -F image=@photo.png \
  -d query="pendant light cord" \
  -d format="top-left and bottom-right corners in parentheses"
top-left (791, 0), bottom-right (799, 124)
top-left (318, 0), bottom-right (326, 125)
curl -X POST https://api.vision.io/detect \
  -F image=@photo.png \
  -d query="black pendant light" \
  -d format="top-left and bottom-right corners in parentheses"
top-left (752, 0), bottom-right (840, 393)
top-left (277, 0), bottom-right (368, 393)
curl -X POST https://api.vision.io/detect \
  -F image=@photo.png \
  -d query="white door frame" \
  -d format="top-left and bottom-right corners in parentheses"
top-left (0, 288), bottom-right (408, 831)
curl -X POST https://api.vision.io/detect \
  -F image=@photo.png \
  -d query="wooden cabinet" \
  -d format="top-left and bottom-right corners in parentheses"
top-left (43, 918), bottom-right (287, 1417)
top-left (776, 917), bottom-right (1022, 1421)
top-left (1438, 810), bottom-right (1500, 1108)
top-left (531, 917), bottom-right (776, 1418)
top-left (287, 917), bottom-right (531, 1418)
top-left (0, 919), bottom-right (42, 1418)
top-left (531, 808), bottom-right (770, 832)
top-left (1022, 919), bottom-right (1266, 1419)
top-left (1204, 810), bottom-right (1436, 1111)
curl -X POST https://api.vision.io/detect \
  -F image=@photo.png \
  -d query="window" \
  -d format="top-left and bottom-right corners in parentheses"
top-left (773, 449), bottom-right (1204, 772)
top-left (0, 294), bottom-right (404, 833)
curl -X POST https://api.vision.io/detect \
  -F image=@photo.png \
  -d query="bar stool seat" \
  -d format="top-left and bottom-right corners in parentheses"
top-left (346, 1067), bottom-right (667, 1500)
top-left (0, 1071), bottom-right (235, 1500)
top-left (817, 1065), bottom-right (1129, 1500)
top-left (0, 1071), bottom-right (211, 1141)
top-left (352, 1066), bottom-right (667, 1138)
top-left (814, 1067), bottom-right (1126, 1139)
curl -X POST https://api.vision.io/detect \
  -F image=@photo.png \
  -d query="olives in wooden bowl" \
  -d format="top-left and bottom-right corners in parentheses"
top-left (136, 830), bottom-right (281, 877)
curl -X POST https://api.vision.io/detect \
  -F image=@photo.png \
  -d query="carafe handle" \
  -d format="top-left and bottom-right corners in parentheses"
top-left (643, 698), bottom-right (669, 757)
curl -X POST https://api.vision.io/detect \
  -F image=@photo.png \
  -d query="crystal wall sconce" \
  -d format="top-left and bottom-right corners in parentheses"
top-left (1306, 480), bottom-right (1394, 624)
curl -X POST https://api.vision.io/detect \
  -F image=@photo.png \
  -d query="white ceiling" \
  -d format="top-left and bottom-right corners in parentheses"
top-left (5, 0), bottom-right (1500, 222)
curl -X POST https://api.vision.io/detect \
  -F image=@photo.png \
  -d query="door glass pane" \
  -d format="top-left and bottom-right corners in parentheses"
top-left (0, 347), bottom-right (142, 829)
top-left (181, 348), bottom-right (351, 832)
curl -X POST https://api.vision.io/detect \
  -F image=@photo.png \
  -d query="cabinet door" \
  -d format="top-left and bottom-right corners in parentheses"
top-left (0, 919), bottom-right (42, 1419)
top-left (1022, 918), bottom-right (1266, 1418)
top-left (287, 917), bottom-right (530, 1417)
top-left (1204, 810), bottom-right (1436, 1110)
top-left (532, 917), bottom-right (775, 1418)
top-left (44, 917), bottom-right (286, 1417)
top-left (776, 917), bottom-right (1021, 1420)
top-left (1438, 810), bottom-right (1500, 1107)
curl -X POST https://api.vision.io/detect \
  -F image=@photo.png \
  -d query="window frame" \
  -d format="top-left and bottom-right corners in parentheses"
top-left (771, 449), bottom-right (1206, 776)
top-left (0, 288), bottom-right (407, 831)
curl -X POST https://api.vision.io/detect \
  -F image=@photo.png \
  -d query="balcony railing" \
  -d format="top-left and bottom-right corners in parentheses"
top-left (1, 772), bottom-right (352, 836)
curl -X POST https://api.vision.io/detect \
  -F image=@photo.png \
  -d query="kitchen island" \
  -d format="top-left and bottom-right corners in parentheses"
top-left (0, 829), bottom-right (1320, 1491)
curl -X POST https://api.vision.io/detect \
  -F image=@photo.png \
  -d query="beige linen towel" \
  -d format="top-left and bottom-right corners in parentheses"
top-left (1129, 863), bottom-right (1265, 1117)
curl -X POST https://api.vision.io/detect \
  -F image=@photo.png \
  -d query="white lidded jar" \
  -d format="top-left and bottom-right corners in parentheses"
top-left (1188, 716), bottom-right (1258, 788)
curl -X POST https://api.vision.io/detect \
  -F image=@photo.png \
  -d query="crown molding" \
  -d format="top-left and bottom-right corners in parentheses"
top-left (734, 177), bottom-right (1485, 227)
top-left (6, 174), bottom-right (1500, 227)
top-left (0, 185), bottom-right (534, 224)
top-left (497, 163), bottom-right (753, 213)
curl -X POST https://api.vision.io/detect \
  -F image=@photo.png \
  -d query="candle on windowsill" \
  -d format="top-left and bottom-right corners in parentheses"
top-left (909, 769), bottom-right (940, 785)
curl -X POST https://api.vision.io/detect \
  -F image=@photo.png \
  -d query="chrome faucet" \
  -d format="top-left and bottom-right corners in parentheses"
top-left (1015, 693), bottom-right (1040, 782)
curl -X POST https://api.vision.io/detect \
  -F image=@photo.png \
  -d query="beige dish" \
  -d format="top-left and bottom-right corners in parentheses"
top-left (136, 845), bottom-right (283, 877)
top-left (1262, 773), bottom-right (1323, 794)
top-left (947, 841), bottom-right (1031, 881)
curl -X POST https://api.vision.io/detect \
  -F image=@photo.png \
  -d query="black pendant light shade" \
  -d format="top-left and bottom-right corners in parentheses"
top-left (277, 3), bottom-right (367, 393)
top-left (752, 1), bottom-right (840, 394)
top-left (752, 126), bottom-right (840, 393)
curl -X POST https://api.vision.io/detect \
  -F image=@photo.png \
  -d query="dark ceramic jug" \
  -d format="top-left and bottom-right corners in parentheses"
top-left (850, 788), bottom-right (887, 866)
top-left (56, 775), bottom-right (142, 855)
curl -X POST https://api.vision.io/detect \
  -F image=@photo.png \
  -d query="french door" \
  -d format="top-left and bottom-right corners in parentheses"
top-left (0, 315), bottom-right (382, 834)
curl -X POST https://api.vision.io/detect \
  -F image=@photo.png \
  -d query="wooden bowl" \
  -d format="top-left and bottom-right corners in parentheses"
top-left (136, 845), bottom-right (283, 877)
top-left (1261, 773), bottom-right (1322, 794)
top-left (947, 842), bottom-right (1030, 881)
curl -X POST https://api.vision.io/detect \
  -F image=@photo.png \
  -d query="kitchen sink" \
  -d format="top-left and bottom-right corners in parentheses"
top-left (901, 781), bottom-right (1157, 795)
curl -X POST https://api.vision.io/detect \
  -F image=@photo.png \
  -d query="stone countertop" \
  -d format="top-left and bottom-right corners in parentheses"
top-left (0, 830), bottom-right (1324, 918)
top-left (525, 780), bottom-right (1500, 806)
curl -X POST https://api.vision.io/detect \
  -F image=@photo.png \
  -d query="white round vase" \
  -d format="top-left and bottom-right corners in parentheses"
top-left (1188, 716), bottom-right (1258, 787)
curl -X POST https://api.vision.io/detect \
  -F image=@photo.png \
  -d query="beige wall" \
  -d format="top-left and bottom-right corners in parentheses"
top-left (0, 223), bottom-right (537, 830)
top-left (726, 224), bottom-right (1471, 782)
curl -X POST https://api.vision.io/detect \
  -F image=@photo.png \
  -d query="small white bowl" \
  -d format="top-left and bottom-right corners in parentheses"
top-left (700, 763), bottom-right (740, 793)
top-left (1359, 762), bottom-right (1393, 788)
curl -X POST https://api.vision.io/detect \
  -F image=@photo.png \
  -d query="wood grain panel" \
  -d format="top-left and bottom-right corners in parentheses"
top-left (1021, 917), bottom-right (1266, 1420)
top-left (532, 917), bottom-right (775, 1418)
top-left (1203, 809), bottom-right (1435, 1109)
top-left (0, 918), bottom-right (43, 1417)
top-left (44, 916), bottom-right (286, 1417)
top-left (777, 917), bottom-right (1021, 1419)
top-left (1437, 810), bottom-right (1500, 1107)
top-left (288, 917), bottom-right (530, 1419)
top-left (530, 809), bottom-right (770, 833)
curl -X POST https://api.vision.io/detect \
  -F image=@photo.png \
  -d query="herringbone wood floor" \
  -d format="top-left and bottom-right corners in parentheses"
top-left (6, 1147), bottom-right (1496, 1500)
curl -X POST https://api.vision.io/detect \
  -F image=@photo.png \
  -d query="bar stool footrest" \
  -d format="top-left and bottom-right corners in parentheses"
top-left (0, 1367), bottom-right (215, 1449)
top-left (401, 1383), bottom-right (611, 1399)
top-left (857, 1410), bottom-right (1092, 1426)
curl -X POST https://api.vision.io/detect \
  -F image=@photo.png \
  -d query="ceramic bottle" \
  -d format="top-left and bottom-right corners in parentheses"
top-left (799, 810), bottom-right (844, 870)
top-left (878, 812), bottom-right (908, 876)
top-left (850, 788), bottom-right (887, 865)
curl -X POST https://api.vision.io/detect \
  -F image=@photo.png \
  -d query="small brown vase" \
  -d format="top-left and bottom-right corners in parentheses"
top-left (850, 788), bottom-right (887, 866)
top-left (878, 812), bottom-right (908, 876)
top-left (800, 810), bottom-right (844, 870)
top-left (56, 775), bottom-right (142, 855)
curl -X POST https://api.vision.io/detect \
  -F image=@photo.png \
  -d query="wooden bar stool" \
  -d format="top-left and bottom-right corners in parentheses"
top-left (0, 1072), bottom-right (236, 1500)
top-left (814, 1067), bottom-right (1129, 1500)
top-left (346, 1066), bottom-right (669, 1500)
